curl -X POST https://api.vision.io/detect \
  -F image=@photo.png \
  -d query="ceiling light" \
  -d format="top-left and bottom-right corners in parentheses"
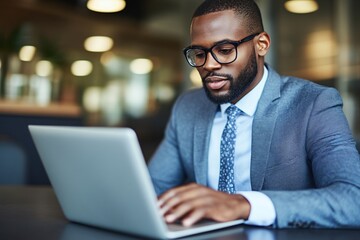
top-left (36, 60), bottom-right (53, 77)
top-left (84, 36), bottom-right (114, 52)
top-left (130, 58), bottom-right (153, 74)
top-left (19, 45), bottom-right (36, 61)
top-left (87, 0), bottom-right (126, 13)
top-left (284, 0), bottom-right (319, 14)
top-left (71, 60), bottom-right (93, 76)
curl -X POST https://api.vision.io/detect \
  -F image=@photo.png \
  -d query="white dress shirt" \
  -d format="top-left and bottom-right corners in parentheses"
top-left (207, 66), bottom-right (276, 226)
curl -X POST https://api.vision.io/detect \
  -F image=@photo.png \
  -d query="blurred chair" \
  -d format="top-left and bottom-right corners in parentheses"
top-left (0, 135), bottom-right (27, 184)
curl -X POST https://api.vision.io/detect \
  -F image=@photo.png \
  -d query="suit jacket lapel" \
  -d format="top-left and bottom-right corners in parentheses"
top-left (251, 66), bottom-right (281, 190)
top-left (193, 96), bottom-right (218, 186)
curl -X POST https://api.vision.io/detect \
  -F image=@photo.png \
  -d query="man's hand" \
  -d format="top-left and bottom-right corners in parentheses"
top-left (158, 183), bottom-right (251, 226)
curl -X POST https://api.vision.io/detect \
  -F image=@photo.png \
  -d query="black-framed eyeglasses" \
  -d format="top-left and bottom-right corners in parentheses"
top-left (183, 33), bottom-right (260, 67)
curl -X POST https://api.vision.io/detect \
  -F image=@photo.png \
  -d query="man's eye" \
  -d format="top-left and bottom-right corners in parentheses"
top-left (216, 48), bottom-right (234, 55)
top-left (194, 52), bottom-right (206, 59)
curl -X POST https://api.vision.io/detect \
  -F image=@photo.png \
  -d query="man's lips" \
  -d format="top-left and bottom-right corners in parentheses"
top-left (205, 76), bottom-right (229, 90)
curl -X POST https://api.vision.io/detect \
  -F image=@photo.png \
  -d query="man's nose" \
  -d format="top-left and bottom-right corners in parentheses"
top-left (203, 52), bottom-right (221, 71)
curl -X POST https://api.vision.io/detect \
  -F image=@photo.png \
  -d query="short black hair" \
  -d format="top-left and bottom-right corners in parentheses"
top-left (192, 0), bottom-right (264, 34)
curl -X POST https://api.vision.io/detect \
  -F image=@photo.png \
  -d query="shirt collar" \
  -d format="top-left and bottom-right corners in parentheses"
top-left (220, 66), bottom-right (268, 117)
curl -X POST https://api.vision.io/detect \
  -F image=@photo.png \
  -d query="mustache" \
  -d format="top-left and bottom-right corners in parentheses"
top-left (203, 72), bottom-right (233, 82)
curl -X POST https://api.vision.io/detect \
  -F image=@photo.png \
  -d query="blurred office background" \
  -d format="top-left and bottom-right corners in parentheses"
top-left (0, 0), bottom-right (359, 184)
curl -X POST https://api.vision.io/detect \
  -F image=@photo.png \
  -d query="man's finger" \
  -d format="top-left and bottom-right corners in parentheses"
top-left (159, 184), bottom-right (206, 215)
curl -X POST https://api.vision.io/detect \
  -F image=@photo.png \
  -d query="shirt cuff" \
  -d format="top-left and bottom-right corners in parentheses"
top-left (238, 191), bottom-right (276, 226)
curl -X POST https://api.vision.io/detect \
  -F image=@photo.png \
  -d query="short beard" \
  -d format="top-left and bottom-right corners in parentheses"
top-left (203, 50), bottom-right (258, 104)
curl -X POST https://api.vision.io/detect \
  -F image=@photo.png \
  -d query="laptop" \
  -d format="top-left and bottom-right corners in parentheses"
top-left (29, 125), bottom-right (244, 239)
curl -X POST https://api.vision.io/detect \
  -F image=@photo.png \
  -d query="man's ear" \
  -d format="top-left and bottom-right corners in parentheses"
top-left (256, 32), bottom-right (271, 56)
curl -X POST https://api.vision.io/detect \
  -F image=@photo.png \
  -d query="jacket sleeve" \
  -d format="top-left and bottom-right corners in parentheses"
top-left (147, 94), bottom-right (187, 196)
top-left (263, 88), bottom-right (360, 228)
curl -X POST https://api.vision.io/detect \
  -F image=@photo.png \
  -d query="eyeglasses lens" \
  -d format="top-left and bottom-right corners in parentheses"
top-left (186, 43), bottom-right (237, 67)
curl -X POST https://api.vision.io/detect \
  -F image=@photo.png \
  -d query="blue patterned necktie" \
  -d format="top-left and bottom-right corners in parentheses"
top-left (218, 105), bottom-right (242, 194)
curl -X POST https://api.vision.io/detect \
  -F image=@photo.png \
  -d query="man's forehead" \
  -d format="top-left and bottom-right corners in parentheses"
top-left (190, 10), bottom-right (246, 46)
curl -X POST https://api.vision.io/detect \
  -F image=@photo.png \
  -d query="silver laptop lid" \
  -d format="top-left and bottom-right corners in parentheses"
top-left (29, 125), bottom-right (168, 239)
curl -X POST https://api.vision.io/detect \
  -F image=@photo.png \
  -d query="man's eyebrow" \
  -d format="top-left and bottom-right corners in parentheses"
top-left (214, 39), bottom-right (236, 45)
top-left (189, 39), bottom-right (236, 49)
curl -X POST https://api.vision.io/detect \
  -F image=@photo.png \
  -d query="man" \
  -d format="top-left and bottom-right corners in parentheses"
top-left (148, 0), bottom-right (360, 228)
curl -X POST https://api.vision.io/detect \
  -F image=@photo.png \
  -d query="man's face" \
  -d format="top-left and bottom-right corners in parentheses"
top-left (190, 10), bottom-right (260, 104)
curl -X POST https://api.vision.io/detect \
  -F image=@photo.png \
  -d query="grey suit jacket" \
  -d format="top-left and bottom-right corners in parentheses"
top-left (148, 65), bottom-right (360, 228)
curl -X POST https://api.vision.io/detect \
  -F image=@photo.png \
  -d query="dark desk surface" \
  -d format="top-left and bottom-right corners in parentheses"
top-left (0, 186), bottom-right (359, 240)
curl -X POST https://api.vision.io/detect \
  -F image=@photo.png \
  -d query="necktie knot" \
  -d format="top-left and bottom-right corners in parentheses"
top-left (225, 105), bottom-right (242, 120)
